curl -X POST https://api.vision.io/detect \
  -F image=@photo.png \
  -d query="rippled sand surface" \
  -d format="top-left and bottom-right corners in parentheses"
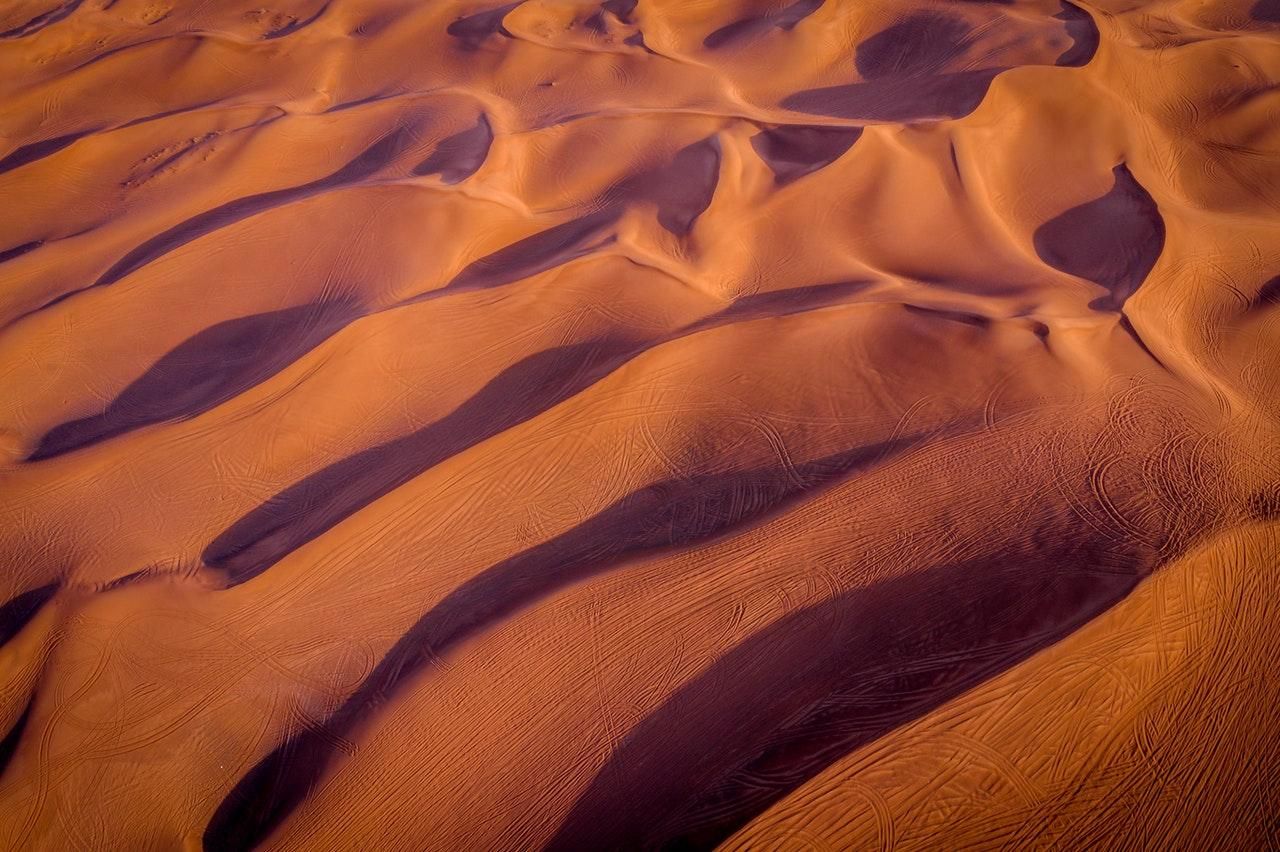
top-left (2, 0), bottom-right (1279, 848)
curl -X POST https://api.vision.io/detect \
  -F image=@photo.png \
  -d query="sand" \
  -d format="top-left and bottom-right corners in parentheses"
top-left (1, 0), bottom-right (1278, 848)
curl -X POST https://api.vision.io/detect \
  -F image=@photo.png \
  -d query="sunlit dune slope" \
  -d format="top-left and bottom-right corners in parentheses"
top-left (1, 0), bottom-right (1279, 848)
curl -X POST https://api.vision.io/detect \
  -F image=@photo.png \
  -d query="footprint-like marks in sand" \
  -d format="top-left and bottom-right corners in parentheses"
top-left (201, 337), bottom-right (640, 586)
top-left (260, 1), bottom-right (331, 40)
top-left (547, 521), bottom-right (1164, 849)
top-left (201, 434), bottom-right (924, 852)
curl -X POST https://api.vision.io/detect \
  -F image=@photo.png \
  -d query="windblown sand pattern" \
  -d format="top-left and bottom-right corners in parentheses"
top-left (2, 0), bottom-right (1279, 848)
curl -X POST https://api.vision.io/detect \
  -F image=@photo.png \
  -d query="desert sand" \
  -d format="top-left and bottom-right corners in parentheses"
top-left (1, 0), bottom-right (1279, 848)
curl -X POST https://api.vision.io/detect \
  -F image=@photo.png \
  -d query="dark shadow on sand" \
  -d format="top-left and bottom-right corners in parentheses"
top-left (1249, 274), bottom-right (1280, 310)
top-left (703, 0), bottom-right (823, 49)
top-left (547, 518), bottom-right (1162, 849)
top-left (0, 698), bottom-right (34, 778)
top-left (1033, 163), bottom-right (1165, 313)
top-left (92, 125), bottom-right (427, 292)
top-left (29, 301), bottom-right (361, 461)
top-left (201, 433), bottom-right (925, 852)
top-left (204, 279), bottom-right (871, 588)
top-left (1254, 0), bottom-right (1280, 21)
top-left (751, 125), bottom-right (863, 184)
top-left (202, 337), bottom-right (641, 586)
top-left (413, 115), bottom-right (492, 183)
top-left (0, 129), bottom-right (96, 175)
top-left (0, 0), bottom-right (84, 39)
top-left (28, 135), bottom-right (726, 463)
top-left (641, 136), bottom-right (722, 236)
top-left (782, 3), bottom-right (1096, 122)
top-left (0, 583), bottom-right (58, 646)
top-left (446, 2), bottom-right (521, 50)
top-left (783, 68), bottom-right (1002, 122)
top-left (444, 208), bottom-right (621, 293)
top-left (0, 240), bottom-right (43, 265)
top-left (263, 1), bottom-right (331, 39)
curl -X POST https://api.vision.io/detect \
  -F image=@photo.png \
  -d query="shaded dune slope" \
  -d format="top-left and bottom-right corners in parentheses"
top-left (0, 0), bottom-right (1278, 850)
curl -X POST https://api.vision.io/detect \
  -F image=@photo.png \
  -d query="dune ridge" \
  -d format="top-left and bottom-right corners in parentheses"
top-left (1, 0), bottom-right (1279, 849)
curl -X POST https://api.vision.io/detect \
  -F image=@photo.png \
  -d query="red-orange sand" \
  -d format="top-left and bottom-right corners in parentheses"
top-left (1, 0), bottom-right (1279, 849)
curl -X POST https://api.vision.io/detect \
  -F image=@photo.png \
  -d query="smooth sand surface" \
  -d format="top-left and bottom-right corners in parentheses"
top-left (1, 0), bottom-right (1279, 848)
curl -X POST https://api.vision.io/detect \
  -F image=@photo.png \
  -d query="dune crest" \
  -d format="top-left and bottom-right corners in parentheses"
top-left (0, 0), bottom-right (1278, 849)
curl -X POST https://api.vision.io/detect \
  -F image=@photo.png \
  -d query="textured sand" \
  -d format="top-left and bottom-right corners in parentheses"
top-left (1, 0), bottom-right (1279, 849)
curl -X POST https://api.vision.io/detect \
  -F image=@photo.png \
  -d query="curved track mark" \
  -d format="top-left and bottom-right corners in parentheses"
top-left (201, 435), bottom-right (923, 852)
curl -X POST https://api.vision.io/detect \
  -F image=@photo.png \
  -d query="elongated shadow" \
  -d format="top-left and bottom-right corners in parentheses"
top-left (1033, 164), bottom-right (1165, 313)
top-left (1251, 275), bottom-right (1280, 310)
top-left (547, 516), bottom-right (1169, 849)
top-left (27, 138), bottom-right (731, 465)
top-left (206, 278), bottom-right (872, 588)
top-left (29, 300), bottom-right (361, 461)
top-left (202, 336), bottom-right (639, 586)
top-left (751, 125), bottom-right (863, 185)
top-left (0, 103), bottom-right (225, 181)
top-left (783, 68), bottom-right (1002, 122)
top-left (0, 240), bottom-right (43, 265)
top-left (0, 129), bottom-right (97, 175)
top-left (446, 2), bottom-right (521, 49)
top-left (264, 1), bottom-right (330, 39)
top-left (0, 0), bottom-right (83, 39)
top-left (443, 207), bottom-right (621, 293)
top-left (92, 124), bottom-right (426, 291)
top-left (0, 591), bottom-right (51, 778)
top-left (703, 0), bottom-right (823, 48)
top-left (0, 698), bottom-right (34, 778)
top-left (201, 433), bottom-right (926, 852)
top-left (689, 280), bottom-right (872, 331)
top-left (12, 109), bottom-right (496, 324)
top-left (0, 583), bottom-right (58, 646)
top-left (435, 135), bottom-right (719, 296)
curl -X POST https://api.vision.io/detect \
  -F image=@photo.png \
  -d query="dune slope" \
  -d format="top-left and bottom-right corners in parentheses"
top-left (1, 0), bottom-right (1279, 848)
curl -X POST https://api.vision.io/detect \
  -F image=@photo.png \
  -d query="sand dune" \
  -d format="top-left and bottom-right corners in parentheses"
top-left (1, 0), bottom-right (1278, 848)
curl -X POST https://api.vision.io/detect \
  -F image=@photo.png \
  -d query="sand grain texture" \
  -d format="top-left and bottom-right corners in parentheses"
top-left (1, 0), bottom-right (1279, 849)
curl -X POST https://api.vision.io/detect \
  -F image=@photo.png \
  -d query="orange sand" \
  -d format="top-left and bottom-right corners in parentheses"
top-left (1, 0), bottom-right (1278, 848)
